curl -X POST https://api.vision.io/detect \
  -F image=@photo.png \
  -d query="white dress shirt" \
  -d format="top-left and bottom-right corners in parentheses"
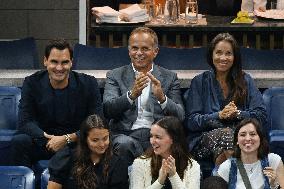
top-left (127, 63), bottom-right (167, 130)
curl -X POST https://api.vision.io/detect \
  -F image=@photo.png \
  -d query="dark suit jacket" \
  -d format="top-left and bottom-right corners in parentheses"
top-left (103, 64), bottom-right (184, 132)
top-left (18, 70), bottom-right (103, 140)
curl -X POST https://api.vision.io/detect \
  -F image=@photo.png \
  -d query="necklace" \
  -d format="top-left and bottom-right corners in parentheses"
top-left (244, 162), bottom-right (259, 174)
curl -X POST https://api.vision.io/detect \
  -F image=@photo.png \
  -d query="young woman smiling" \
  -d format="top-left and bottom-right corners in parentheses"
top-left (130, 116), bottom-right (200, 189)
top-left (218, 118), bottom-right (284, 189)
top-left (47, 114), bottom-right (129, 189)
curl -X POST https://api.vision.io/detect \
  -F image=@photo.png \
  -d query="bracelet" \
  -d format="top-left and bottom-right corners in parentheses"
top-left (237, 110), bottom-right (242, 119)
top-left (271, 183), bottom-right (280, 189)
top-left (64, 134), bottom-right (71, 144)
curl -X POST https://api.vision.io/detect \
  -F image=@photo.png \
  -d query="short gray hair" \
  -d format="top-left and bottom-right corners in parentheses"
top-left (128, 27), bottom-right (158, 48)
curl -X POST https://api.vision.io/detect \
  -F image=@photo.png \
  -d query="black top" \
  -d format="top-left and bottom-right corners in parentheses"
top-left (49, 146), bottom-right (129, 189)
top-left (18, 70), bottom-right (103, 147)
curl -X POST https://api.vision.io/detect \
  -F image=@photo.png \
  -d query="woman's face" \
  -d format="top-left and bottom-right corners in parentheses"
top-left (212, 40), bottom-right (234, 75)
top-left (237, 123), bottom-right (260, 155)
top-left (150, 124), bottom-right (173, 158)
top-left (87, 128), bottom-right (110, 156)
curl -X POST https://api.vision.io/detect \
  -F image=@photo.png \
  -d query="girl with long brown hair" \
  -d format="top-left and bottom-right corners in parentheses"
top-left (47, 114), bottom-right (129, 189)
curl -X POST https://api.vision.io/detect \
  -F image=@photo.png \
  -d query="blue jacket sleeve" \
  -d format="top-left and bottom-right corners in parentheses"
top-left (185, 75), bottom-right (220, 132)
top-left (238, 74), bottom-right (267, 125)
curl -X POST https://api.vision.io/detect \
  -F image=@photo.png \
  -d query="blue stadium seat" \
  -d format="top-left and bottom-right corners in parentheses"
top-left (0, 86), bottom-right (21, 131)
top-left (155, 47), bottom-right (208, 70)
top-left (0, 86), bottom-right (21, 165)
top-left (73, 44), bottom-right (129, 70)
top-left (0, 166), bottom-right (35, 189)
top-left (241, 48), bottom-right (284, 70)
top-left (41, 168), bottom-right (49, 189)
top-left (0, 38), bottom-right (39, 69)
top-left (263, 87), bottom-right (284, 159)
top-left (33, 160), bottom-right (49, 189)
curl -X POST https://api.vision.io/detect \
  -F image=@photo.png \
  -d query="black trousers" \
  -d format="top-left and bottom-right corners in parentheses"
top-left (10, 133), bottom-right (54, 168)
top-left (112, 128), bottom-right (151, 166)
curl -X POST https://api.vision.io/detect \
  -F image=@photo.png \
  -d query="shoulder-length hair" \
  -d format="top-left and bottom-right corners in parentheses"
top-left (207, 33), bottom-right (247, 106)
top-left (143, 116), bottom-right (192, 180)
top-left (72, 114), bottom-right (112, 189)
top-left (233, 118), bottom-right (269, 159)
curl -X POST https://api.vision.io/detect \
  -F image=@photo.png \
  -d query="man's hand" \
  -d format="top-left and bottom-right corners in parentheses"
top-left (147, 73), bottom-right (166, 103)
top-left (44, 132), bottom-right (66, 152)
top-left (130, 72), bottom-right (149, 100)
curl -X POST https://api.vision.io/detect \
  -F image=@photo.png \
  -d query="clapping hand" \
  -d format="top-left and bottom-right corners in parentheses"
top-left (147, 73), bottom-right (166, 103)
top-left (219, 101), bottom-right (239, 120)
top-left (158, 156), bottom-right (177, 185)
top-left (129, 72), bottom-right (149, 100)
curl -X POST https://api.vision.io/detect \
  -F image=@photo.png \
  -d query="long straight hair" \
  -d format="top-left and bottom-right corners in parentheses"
top-left (72, 114), bottom-right (112, 189)
top-left (207, 33), bottom-right (247, 106)
top-left (143, 116), bottom-right (192, 180)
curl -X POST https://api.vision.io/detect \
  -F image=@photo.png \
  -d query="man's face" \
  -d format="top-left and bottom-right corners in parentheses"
top-left (44, 48), bottom-right (72, 89)
top-left (128, 32), bottom-right (158, 73)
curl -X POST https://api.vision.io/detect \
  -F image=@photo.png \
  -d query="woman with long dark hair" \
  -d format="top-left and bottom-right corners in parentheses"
top-left (185, 33), bottom-right (267, 165)
top-left (47, 114), bottom-right (129, 189)
top-left (218, 118), bottom-right (284, 189)
top-left (130, 116), bottom-right (200, 189)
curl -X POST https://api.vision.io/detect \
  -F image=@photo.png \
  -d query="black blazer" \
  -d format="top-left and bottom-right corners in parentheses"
top-left (18, 70), bottom-right (103, 141)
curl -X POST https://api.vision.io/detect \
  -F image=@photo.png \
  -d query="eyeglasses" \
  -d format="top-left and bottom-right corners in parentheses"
top-left (129, 46), bottom-right (153, 53)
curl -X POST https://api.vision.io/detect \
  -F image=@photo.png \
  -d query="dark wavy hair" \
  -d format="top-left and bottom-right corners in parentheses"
top-left (233, 118), bottom-right (269, 159)
top-left (45, 38), bottom-right (73, 59)
top-left (143, 116), bottom-right (192, 180)
top-left (72, 114), bottom-right (112, 189)
top-left (207, 33), bottom-right (247, 106)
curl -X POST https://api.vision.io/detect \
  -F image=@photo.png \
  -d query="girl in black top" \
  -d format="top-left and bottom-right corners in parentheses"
top-left (47, 114), bottom-right (129, 189)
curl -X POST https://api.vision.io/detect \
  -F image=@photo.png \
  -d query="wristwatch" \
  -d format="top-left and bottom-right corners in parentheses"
top-left (128, 90), bottom-right (134, 100)
top-left (64, 134), bottom-right (71, 144)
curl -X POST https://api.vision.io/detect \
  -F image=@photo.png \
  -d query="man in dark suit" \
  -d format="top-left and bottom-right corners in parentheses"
top-left (10, 39), bottom-right (103, 167)
top-left (103, 27), bottom-right (184, 165)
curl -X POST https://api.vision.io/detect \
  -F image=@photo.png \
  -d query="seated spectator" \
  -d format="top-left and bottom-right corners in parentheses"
top-left (130, 116), bottom-right (200, 189)
top-left (201, 176), bottom-right (228, 189)
top-left (198, 0), bottom-right (241, 16)
top-left (241, 0), bottom-right (267, 13)
top-left (185, 33), bottom-right (267, 166)
top-left (103, 27), bottom-right (184, 166)
top-left (10, 39), bottom-right (103, 168)
top-left (48, 114), bottom-right (129, 189)
top-left (218, 118), bottom-right (284, 189)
